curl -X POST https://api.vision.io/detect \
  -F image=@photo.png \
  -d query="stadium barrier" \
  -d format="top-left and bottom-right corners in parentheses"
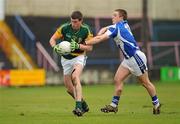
top-left (0, 70), bottom-right (10, 86)
top-left (0, 21), bottom-right (36, 69)
top-left (14, 15), bottom-right (36, 61)
top-left (36, 42), bottom-right (60, 72)
top-left (13, 16), bottom-right (60, 72)
top-left (146, 41), bottom-right (180, 69)
top-left (0, 69), bottom-right (45, 86)
top-left (161, 67), bottom-right (180, 81)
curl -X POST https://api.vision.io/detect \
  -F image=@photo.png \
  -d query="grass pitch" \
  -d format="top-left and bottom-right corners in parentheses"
top-left (0, 82), bottom-right (180, 124)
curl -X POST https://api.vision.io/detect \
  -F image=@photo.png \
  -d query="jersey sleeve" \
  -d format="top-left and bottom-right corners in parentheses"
top-left (85, 27), bottom-right (93, 41)
top-left (105, 24), bottom-right (117, 38)
top-left (54, 26), bottom-right (64, 39)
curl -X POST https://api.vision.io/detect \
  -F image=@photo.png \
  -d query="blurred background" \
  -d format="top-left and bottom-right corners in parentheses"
top-left (0, 0), bottom-right (180, 86)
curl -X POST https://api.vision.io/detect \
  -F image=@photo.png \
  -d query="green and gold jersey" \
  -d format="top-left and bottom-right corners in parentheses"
top-left (55, 22), bottom-right (93, 59)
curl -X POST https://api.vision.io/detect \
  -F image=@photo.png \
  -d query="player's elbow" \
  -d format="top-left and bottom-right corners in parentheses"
top-left (49, 37), bottom-right (56, 47)
top-left (49, 37), bottom-right (53, 44)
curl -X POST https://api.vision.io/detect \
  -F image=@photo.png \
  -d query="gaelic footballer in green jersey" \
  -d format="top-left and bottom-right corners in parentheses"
top-left (54, 22), bottom-right (93, 59)
top-left (49, 11), bottom-right (93, 117)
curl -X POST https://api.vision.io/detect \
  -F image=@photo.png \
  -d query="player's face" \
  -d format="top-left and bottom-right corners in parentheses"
top-left (71, 18), bottom-right (82, 30)
top-left (112, 11), bottom-right (123, 24)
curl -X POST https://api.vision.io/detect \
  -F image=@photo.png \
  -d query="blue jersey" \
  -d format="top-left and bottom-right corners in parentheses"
top-left (106, 20), bottom-right (139, 59)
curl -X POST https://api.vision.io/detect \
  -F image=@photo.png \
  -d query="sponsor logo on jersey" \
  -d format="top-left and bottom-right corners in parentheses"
top-left (66, 33), bottom-right (71, 38)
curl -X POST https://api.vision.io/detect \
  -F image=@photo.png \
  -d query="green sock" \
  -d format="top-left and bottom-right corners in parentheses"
top-left (76, 101), bottom-right (82, 110)
top-left (82, 100), bottom-right (88, 109)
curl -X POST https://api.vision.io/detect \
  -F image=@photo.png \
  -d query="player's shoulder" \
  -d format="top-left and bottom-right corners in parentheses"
top-left (58, 22), bottom-right (71, 30)
top-left (107, 24), bottom-right (116, 29)
top-left (56, 22), bottom-right (71, 33)
top-left (117, 20), bottom-right (128, 27)
top-left (81, 23), bottom-right (91, 30)
top-left (107, 24), bottom-right (116, 32)
top-left (81, 23), bottom-right (93, 35)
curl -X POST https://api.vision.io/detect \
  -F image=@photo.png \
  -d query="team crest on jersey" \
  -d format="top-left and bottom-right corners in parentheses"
top-left (78, 38), bottom-right (82, 43)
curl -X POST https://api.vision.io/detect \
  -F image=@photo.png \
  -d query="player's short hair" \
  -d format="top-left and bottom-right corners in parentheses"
top-left (71, 11), bottom-right (83, 21)
top-left (115, 9), bottom-right (127, 20)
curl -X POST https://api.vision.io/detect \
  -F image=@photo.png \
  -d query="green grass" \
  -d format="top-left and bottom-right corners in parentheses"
top-left (0, 82), bottom-right (180, 124)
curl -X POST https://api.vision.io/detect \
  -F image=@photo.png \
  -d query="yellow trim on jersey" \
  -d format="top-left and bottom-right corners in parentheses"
top-left (54, 31), bottom-right (62, 39)
top-left (81, 24), bottom-right (93, 41)
top-left (56, 23), bottom-right (69, 39)
top-left (86, 33), bottom-right (93, 40)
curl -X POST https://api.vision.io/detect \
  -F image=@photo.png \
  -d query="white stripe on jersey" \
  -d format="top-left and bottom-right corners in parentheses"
top-left (117, 28), bottom-right (139, 50)
top-left (114, 36), bottom-right (130, 58)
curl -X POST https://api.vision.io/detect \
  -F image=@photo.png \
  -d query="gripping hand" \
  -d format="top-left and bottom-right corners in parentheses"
top-left (53, 45), bottom-right (63, 55)
top-left (70, 39), bottom-right (80, 51)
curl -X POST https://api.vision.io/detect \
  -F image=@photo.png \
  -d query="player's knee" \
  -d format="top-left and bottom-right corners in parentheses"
top-left (71, 75), bottom-right (79, 85)
top-left (114, 77), bottom-right (123, 85)
top-left (114, 78), bottom-right (123, 93)
top-left (71, 74), bottom-right (76, 81)
top-left (114, 77), bottom-right (118, 84)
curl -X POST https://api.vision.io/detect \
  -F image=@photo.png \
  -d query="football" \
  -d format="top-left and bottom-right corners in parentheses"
top-left (58, 41), bottom-right (71, 55)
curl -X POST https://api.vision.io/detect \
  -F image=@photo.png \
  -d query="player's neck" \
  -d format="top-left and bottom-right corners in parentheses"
top-left (72, 28), bottom-right (80, 34)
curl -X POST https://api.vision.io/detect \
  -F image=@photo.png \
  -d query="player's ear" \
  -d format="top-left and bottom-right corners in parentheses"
top-left (80, 19), bottom-right (83, 24)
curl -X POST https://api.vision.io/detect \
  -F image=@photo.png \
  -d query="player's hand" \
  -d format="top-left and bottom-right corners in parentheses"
top-left (53, 45), bottom-right (63, 55)
top-left (70, 39), bottom-right (80, 51)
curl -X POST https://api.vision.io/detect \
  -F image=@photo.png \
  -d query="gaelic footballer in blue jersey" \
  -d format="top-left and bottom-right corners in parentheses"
top-left (84, 9), bottom-right (161, 114)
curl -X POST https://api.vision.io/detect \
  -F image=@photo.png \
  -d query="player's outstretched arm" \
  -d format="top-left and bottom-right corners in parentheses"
top-left (79, 44), bottom-right (93, 51)
top-left (85, 33), bottom-right (109, 45)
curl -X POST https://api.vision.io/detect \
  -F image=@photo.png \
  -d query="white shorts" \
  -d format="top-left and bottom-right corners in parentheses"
top-left (121, 50), bottom-right (148, 76)
top-left (61, 55), bottom-right (87, 75)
